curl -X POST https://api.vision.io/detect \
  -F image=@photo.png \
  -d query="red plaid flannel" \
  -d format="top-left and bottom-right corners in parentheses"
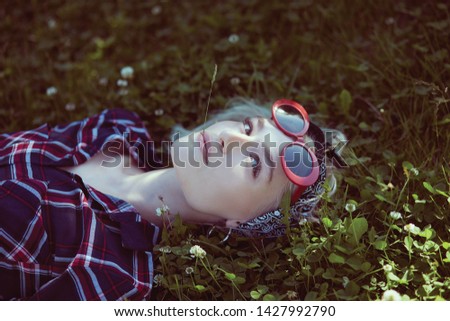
top-left (0, 109), bottom-right (160, 300)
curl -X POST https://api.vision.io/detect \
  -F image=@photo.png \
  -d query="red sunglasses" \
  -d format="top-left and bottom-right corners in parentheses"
top-left (272, 99), bottom-right (320, 203)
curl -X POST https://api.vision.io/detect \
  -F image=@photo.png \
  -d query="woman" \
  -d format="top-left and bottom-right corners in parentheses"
top-left (0, 99), bottom-right (343, 300)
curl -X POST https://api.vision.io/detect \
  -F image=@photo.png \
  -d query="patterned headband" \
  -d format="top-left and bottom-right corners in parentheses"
top-left (230, 122), bottom-right (327, 238)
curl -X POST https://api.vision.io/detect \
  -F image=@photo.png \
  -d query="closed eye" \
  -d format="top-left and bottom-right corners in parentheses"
top-left (249, 153), bottom-right (261, 178)
top-left (243, 117), bottom-right (253, 135)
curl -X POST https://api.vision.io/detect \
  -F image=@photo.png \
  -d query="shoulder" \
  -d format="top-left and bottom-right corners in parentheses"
top-left (76, 108), bottom-right (146, 130)
top-left (100, 108), bottom-right (143, 124)
top-left (50, 108), bottom-right (151, 144)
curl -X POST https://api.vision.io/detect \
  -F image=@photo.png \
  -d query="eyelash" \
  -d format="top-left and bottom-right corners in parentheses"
top-left (243, 117), bottom-right (253, 135)
top-left (250, 153), bottom-right (261, 178)
top-left (242, 118), bottom-right (261, 178)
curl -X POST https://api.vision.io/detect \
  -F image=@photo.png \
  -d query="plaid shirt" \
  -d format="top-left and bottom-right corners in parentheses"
top-left (0, 109), bottom-right (161, 300)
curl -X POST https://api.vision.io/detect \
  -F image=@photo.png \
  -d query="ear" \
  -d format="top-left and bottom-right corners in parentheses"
top-left (225, 219), bottom-right (242, 228)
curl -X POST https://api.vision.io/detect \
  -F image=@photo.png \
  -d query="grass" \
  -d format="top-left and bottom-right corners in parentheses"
top-left (1, 0), bottom-right (449, 300)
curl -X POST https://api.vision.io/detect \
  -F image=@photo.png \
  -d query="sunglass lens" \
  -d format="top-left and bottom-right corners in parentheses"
top-left (275, 104), bottom-right (305, 134)
top-left (284, 144), bottom-right (313, 177)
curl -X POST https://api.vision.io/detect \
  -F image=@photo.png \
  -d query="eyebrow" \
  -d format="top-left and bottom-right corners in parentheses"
top-left (256, 117), bottom-right (275, 183)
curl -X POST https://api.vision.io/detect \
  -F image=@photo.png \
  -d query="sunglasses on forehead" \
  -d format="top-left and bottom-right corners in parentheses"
top-left (272, 99), bottom-right (320, 203)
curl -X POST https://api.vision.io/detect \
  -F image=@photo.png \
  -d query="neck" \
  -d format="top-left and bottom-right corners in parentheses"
top-left (120, 168), bottom-right (220, 227)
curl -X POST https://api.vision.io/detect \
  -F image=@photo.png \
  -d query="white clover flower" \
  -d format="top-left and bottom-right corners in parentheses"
top-left (153, 274), bottom-right (163, 286)
top-left (46, 86), bottom-right (58, 96)
top-left (118, 89), bottom-right (129, 96)
top-left (385, 17), bottom-right (395, 25)
top-left (286, 291), bottom-right (298, 300)
top-left (120, 66), bottom-right (134, 79)
top-left (383, 264), bottom-right (393, 272)
top-left (48, 19), bottom-right (57, 29)
top-left (230, 77), bottom-right (241, 86)
top-left (185, 267), bottom-right (194, 275)
top-left (382, 289), bottom-right (402, 301)
top-left (65, 103), bottom-right (76, 111)
top-left (154, 108), bottom-right (164, 116)
top-left (117, 79), bottom-right (128, 87)
top-left (389, 211), bottom-right (402, 220)
top-left (345, 202), bottom-right (356, 213)
top-left (190, 245), bottom-right (207, 259)
top-left (151, 5), bottom-right (162, 15)
top-left (299, 217), bottom-right (308, 225)
top-left (98, 77), bottom-right (108, 86)
top-left (228, 34), bottom-right (240, 44)
top-left (155, 204), bottom-right (170, 217)
top-left (342, 276), bottom-right (350, 288)
top-left (404, 223), bottom-right (421, 234)
top-left (159, 246), bottom-right (172, 254)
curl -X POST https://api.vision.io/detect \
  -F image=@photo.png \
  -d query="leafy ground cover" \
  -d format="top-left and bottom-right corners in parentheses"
top-left (1, 0), bottom-right (449, 300)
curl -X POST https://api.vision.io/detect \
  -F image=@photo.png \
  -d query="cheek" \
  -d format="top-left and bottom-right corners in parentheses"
top-left (171, 136), bottom-right (202, 167)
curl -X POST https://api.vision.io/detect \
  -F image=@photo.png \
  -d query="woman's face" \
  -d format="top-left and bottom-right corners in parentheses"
top-left (172, 117), bottom-right (294, 226)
